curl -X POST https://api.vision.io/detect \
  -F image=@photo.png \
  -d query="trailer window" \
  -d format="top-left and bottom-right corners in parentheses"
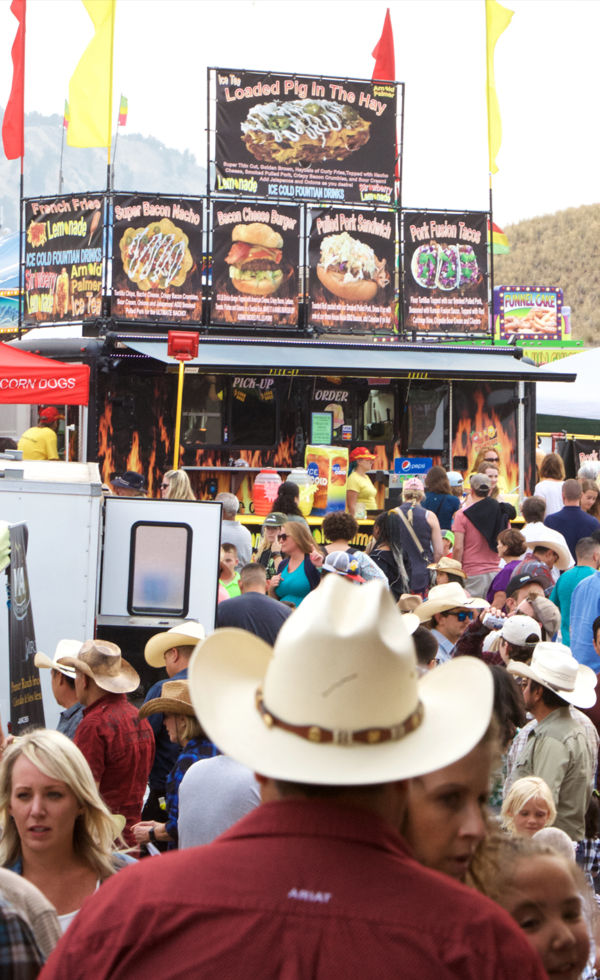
top-left (182, 374), bottom-right (224, 447)
top-left (127, 522), bottom-right (192, 616)
top-left (230, 377), bottom-right (277, 447)
top-left (362, 388), bottom-right (395, 442)
top-left (406, 384), bottom-right (447, 452)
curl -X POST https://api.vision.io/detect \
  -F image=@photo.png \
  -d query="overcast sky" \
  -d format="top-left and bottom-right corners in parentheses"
top-left (1, 0), bottom-right (598, 226)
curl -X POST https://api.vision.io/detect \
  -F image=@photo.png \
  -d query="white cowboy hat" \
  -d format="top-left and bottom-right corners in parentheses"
top-left (34, 639), bottom-right (82, 678)
top-left (508, 642), bottom-right (597, 709)
top-left (188, 576), bottom-right (494, 785)
top-left (523, 526), bottom-right (572, 571)
top-left (144, 621), bottom-right (206, 668)
top-left (415, 583), bottom-right (489, 622)
top-left (58, 639), bottom-right (140, 695)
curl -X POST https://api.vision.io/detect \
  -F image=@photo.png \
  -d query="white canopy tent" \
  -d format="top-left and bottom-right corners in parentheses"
top-left (537, 348), bottom-right (598, 435)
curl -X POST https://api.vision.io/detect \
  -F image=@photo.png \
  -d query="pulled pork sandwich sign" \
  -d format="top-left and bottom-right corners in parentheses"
top-left (214, 69), bottom-right (399, 205)
top-left (402, 211), bottom-right (488, 334)
top-left (211, 201), bottom-right (300, 327)
top-left (112, 195), bottom-right (203, 323)
top-left (24, 194), bottom-right (104, 323)
top-left (308, 208), bottom-right (395, 333)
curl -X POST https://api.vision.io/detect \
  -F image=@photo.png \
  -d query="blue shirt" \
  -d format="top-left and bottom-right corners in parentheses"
top-left (57, 702), bottom-right (84, 741)
top-left (165, 737), bottom-right (219, 847)
top-left (550, 565), bottom-right (596, 647)
top-left (570, 571), bottom-right (600, 671)
top-left (545, 507), bottom-right (600, 560)
top-left (143, 667), bottom-right (188, 791)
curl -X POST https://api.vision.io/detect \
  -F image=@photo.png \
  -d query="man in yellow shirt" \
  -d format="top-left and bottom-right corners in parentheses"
top-left (17, 406), bottom-right (62, 460)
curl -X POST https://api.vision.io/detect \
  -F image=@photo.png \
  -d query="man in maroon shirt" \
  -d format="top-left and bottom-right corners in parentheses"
top-left (58, 639), bottom-right (154, 847)
top-left (42, 579), bottom-right (546, 980)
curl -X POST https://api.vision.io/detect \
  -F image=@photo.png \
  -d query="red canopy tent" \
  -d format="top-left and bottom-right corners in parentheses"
top-left (0, 343), bottom-right (89, 405)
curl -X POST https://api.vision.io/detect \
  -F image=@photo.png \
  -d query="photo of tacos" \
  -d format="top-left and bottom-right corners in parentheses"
top-left (410, 241), bottom-right (479, 292)
top-left (224, 222), bottom-right (284, 297)
top-left (119, 218), bottom-right (193, 292)
top-left (241, 99), bottom-right (371, 166)
top-left (317, 231), bottom-right (389, 302)
top-left (458, 245), bottom-right (480, 287)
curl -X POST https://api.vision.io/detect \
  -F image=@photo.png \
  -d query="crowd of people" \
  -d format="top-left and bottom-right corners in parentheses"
top-left (2, 448), bottom-right (600, 977)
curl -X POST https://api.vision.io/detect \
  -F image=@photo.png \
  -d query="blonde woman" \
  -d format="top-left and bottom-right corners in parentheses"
top-left (267, 521), bottom-right (320, 607)
top-left (160, 469), bottom-right (196, 501)
top-left (394, 477), bottom-right (443, 595)
top-left (0, 729), bottom-right (128, 932)
top-left (501, 776), bottom-right (556, 837)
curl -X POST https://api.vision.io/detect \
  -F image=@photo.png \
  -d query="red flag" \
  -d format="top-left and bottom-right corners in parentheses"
top-left (2, 0), bottom-right (26, 161)
top-left (372, 8), bottom-right (395, 81)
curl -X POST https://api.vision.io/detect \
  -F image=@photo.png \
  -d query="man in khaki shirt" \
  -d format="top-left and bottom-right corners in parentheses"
top-left (508, 642), bottom-right (596, 841)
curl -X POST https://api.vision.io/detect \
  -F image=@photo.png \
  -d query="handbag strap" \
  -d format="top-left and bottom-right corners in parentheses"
top-left (396, 507), bottom-right (425, 557)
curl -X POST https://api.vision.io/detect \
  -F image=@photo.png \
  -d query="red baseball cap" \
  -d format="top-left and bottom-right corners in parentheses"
top-left (349, 447), bottom-right (375, 462)
top-left (39, 407), bottom-right (64, 422)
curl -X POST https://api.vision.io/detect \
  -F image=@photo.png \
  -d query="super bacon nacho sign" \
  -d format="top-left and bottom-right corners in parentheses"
top-left (111, 194), bottom-right (203, 324)
top-left (214, 69), bottom-right (399, 206)
top-left (24, 194), bottom-right (104, 323)
top-left (211, 201), bottom-right (300, 328)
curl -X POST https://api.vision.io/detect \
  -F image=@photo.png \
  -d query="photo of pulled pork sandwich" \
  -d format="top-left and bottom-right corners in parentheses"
top-left (316, 231), bottom-right (389, 302)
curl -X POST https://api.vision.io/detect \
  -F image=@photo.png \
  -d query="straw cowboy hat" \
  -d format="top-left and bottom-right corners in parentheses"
top-left (187, 576), bottom-right (493, 785)
top-left (508, 642), bottom-right (597, 710)
top-left (415, 583), bottom-right (489, 622)
top-left (139, 679), bottom-right (196, 719)
top-left (34, 639), bottom-right (82, 678)
top-left (523, 526), bottom-right (572, 572)
top-left (427, 556), bottom-right (466, 580)
top-left (58, 639), bottom-right (140, 694)
top-left (144, 622), bottom-right (206, 668)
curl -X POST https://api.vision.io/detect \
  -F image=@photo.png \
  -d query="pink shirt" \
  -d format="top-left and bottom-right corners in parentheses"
top-left (453, 507), bottom-right (501, 576)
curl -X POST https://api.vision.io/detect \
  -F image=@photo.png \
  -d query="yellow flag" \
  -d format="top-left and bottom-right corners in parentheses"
top-left (486, 0), bottom-right (513, 174)
top-left (67, 0), bottom-right (116, 148)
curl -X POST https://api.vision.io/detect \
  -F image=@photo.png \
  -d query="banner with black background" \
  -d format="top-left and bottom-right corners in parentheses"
top-left (8, 524), bottom-right (45, 734)
top-left (215, 69), bottom-right (398, 206)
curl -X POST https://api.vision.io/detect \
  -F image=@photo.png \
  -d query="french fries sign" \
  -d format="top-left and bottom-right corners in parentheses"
top-left (214, 69), bottom-right (400, 205)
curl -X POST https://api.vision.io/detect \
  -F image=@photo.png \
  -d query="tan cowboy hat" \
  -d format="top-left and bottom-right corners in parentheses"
top-left (397, 593), bottom-right (422, 613)
top-left (427, 556), bottom-right (466, 580)
top-left (508, 642), bottom-right (597, 709)
top-left (523, 526), bottom-right (572, 572)
top-left (415, 583), bottom-right (489, 622)
top-left (144, 622), bottom-right (206, 668)
top-left (58, 639), bottom-right (140, 694)
top-left (34, 639), bottom-right (81, 678)
top-left (187, 576), bottom-right (494, 785)
top-left (139, 679), bottom-right (196, 719)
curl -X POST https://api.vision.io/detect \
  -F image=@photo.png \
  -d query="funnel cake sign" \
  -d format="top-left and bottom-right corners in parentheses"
top-left (111, 194), bottom-right (203, 324)
top-left (402, 210), bottom-right (489, 334)
top-left (23, 194), bottom-right (104, 323)
top-left (214, 69), bottom-right (399, 205)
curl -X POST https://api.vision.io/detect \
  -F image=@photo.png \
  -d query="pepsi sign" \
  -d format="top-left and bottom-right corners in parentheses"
top-left (394, 457), bottom-right (433, 475)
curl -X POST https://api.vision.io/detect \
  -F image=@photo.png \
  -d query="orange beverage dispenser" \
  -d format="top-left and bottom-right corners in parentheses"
top-left (305, 446), bottom-right (348, 515)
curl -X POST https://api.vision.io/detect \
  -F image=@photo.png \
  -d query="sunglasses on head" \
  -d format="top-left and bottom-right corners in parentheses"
top-left (277, 533), bottom-right (288, 541)
top-left (445, 609), bottom-right (474, 622)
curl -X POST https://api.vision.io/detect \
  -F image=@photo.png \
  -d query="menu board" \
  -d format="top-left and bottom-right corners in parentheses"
top-left (402, 211), bottom-right (489, 334)
top-left (308, 208), bottom-right (395, 333)
top-left (494, 286), bottom-right (563, 341)
top-left (24, 194), bottom-right (104, 322)
top-left (111, 195), bottom-right (203, 323)
top-left (211, 201), bottom-right (300, 327)
top-left (215, 68), bottom-right (398, 205)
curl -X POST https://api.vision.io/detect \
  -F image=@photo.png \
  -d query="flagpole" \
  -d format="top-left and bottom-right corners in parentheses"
top-left (18, 159), bottom-right (23, 339)
top-left (111, 122), bottom-right (119, 190)
top-left (58, 118), bottom-right (65, 194)
top-left (488, 177), bottom-right (495, 345)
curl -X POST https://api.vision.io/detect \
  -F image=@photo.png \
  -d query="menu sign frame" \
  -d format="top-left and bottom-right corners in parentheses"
top-left (402, 209), bottom-right (489, 335)
top-left (210, 199), bottom-right (301, 329)
top-left (494, 286), bottom-right (563, 341)
top-left (111, 193), bottom-right (204, 324)
top-left (212, 67), bottom-right (401, 206)
top-left (308, 206), bottom-right (396, 334)
top-left (23, 193), bottom-right (104, 324)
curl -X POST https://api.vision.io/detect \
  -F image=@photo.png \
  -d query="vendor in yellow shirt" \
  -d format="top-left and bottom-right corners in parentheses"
top-left (346, 447), bottom-right (378, 519)
top-left (17, 406), bottom-right (62, 460)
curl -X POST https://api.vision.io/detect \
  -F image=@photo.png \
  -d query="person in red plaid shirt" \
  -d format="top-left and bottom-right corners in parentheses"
top-left (58, 640), bottom-right (154, 848)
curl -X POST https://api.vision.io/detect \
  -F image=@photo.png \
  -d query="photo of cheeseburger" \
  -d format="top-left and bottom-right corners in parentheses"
top-left (224, 222), bottom-right (283, 296)
top-left (317, 231), bottom-right (389, 302)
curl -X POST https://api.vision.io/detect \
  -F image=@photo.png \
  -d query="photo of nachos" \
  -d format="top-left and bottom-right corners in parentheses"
top-left (119, 219), bottom-right (193, 291)
top-left (241, 99), bottom-right (371, 165)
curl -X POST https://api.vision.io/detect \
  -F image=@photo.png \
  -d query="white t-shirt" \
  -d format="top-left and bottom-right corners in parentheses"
top-left (533, 479), bottom-right (564, 517)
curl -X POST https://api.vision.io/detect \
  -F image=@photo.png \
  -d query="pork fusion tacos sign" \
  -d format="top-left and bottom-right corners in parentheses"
top-left (214, 69), bottom-right (399, 205)
top-left (402, 210), bottom-right (489, 335)
top-left (111, 194), bottom-right (203, 324)
top-left (211, 201), bottom-right (300, 328)
top-left (23, 194), bottom-right (104, 323)
top-left (308, 208), bottom-right (396, 333)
